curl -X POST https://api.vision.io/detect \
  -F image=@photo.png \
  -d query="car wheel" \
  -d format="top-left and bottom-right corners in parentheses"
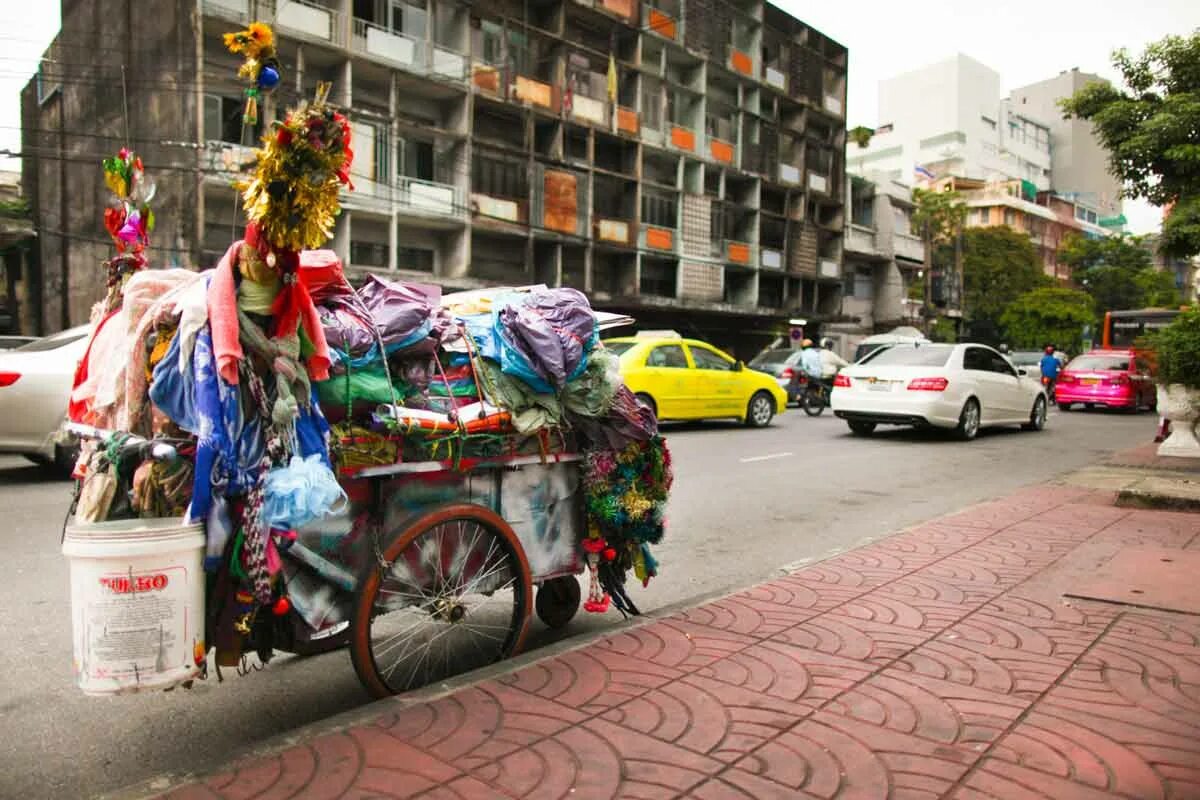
top-left (955, 398), bottom-right (981, 441)
top-left (1058, 402), bottom-right (1072, 412)
top-left (634, 392), bottom-right (657, 418)
top-left (847, 420), bottom-right (876, 436)
top-left (1023, 395), bottom-right (1047, 431)
top-left (745, 391), bottom-right (775, 428)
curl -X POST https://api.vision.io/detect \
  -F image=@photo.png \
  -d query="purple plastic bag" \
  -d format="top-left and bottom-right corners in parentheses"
top-left (359, 275), bottom-right (433, 348)
top-left (497, 288), bottom-right (598, 390)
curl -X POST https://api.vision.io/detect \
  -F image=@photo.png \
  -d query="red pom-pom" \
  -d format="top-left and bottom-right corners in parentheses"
top-left (603, 547), bottom-right (617, 562)
top-left (276, 128), bottom-right (293, 146)
top-left (581, 538), bottom-right (607, 554)
top-left (271, 597), bottom-right (291, 616)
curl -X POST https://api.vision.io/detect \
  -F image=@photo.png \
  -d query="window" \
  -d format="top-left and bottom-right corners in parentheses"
top-left (861, 343), bottom-right (953, 367)
top-left (641, 188), bottom-right (677, 228)
top-left (981, 115), bottom-right (996, 130)
top-left (853, 268), bottom-right (874, 299)
top-left (690, 346), bottom-right (733, 371)
top-left (399, 137), bottom-right (434, 181)
top-left (973, 208), bottom-right (989, 225)
top-left (472, 154), bottom-right (527, 200)
top-left (1066, 355), bottom-right (1131, 372)
top-left (893, 207), bottom-right (910, 235)
top-left (963, 347), bottom-right (991, 372)
top-left (204, 94), bottom-right (262, 144)
top-left (1004, 209), bottom-right (1016, 226)
top-left (396, 246), bottom-right (434, 272)
top-left (390, 0), bottom-right (427, 39)
top-left (646, 344), bottom-right (687, 368)
top-left (350, 240), bottom-right (389, 268)
top-left (988, 352), bottom-right (1016, 377)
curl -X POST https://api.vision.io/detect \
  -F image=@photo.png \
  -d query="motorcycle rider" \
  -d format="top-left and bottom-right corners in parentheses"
top-left (818, 338), bottom-right (849, 391)
top-left (1039, 345), bottom-right (1060, 399)
top-left (799, 339), bottom-right (823, 384)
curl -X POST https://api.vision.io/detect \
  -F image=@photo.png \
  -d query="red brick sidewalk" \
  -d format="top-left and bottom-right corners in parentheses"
top-left (160, 484), bottom-right (1200, 800)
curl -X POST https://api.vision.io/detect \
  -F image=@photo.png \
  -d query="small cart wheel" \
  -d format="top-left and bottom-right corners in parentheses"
top-left (351, 504), bottom-right (533, 698)
top-left (536, 576), bottom-right (582, 629)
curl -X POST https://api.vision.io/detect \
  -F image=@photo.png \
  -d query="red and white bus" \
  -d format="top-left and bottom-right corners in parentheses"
top-left (1101, 308), bottom-right (1183, 350)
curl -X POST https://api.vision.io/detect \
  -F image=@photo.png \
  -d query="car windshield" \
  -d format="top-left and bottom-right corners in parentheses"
top-left (1067, 355), bottom-right (1131, 372)
top-left (14, 330), bottom-right (88, 352)
top-left (602, 341), bottom-right (635, 357)
top-left (1010, 352), bottom-right (1041, 365)
top-left (750, 350), bottom-right (792, 366)
top-left (860, 343), bottom-right (954, 367)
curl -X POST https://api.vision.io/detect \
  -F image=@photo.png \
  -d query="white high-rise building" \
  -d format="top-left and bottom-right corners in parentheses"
top-left (848, 54), bottom-right (1052, 192)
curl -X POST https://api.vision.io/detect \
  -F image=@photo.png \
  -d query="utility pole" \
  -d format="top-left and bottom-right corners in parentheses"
top-left (922, 224), bottom-right (932, 337)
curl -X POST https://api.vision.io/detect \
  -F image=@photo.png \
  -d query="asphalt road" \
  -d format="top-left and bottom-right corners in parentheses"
top-left (0, 406), bottom-right (1155, 798)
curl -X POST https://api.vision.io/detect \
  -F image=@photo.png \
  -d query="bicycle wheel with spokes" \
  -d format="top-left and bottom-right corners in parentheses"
top-left (801, 386), bottom-right (826, 416)
top-left (351, 504), bottom-right (533, 698)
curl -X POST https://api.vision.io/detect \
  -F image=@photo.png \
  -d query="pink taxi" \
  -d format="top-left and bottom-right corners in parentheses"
top-left (1055, 349), bottom-right (1156, 413)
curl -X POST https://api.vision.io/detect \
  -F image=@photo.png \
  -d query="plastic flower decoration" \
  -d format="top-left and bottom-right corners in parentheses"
top-left (101, 148), bottom-right (155, 255)
top-left (223, 22), bottom-right (281, 125)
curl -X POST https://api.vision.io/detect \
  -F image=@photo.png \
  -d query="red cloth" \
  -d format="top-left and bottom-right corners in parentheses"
top-left (208, 239), bottom-right (332, 385)
top-left (68, 307), bottom-right (122, 424)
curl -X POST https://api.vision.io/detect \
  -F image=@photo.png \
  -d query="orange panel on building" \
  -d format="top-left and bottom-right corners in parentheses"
top-left (727, 242), bottom-right (750, 264)
top-left (645, 227), bottom-right (674, 250)
top-left (515, 76), bottom-right (553, 109)
top-left (648, 9), bottom-right (676, 39)
top-left (543, 171), bottom-right (578, 234)
top-left (710, 139), bottom-right (734, 164)
top-left (600, 0), bottom-right (635, 20)
top-left (472, 65), bottom-right (499, 94)
top-left (670, 126), bottom-right (695, 152)
top-left (617, 107), bottom-right (639, 135)
top-left (730, 50), bottom-right (753, 76)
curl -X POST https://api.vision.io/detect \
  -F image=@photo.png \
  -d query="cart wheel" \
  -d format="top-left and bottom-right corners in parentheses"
top-left (351, 504), bottom-right (533, 698)
top-left (535, 576), bottom-right (582, 630)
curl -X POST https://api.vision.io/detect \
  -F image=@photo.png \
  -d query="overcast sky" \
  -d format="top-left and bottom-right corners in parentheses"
top-left (2, 1), bottom-right (1197, 233)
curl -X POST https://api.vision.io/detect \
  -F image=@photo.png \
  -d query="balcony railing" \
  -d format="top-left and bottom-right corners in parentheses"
top-left (266, 0), bottom-right (346, 46)
top-left (202, 0), bottom-right (249, 22)
top-left (760, 248), bottom-right (783, 270)
top-left (728, 46), bottom-right (756, 78)
top-left (894, 232), bottom-right (924, 263)
top-left (807, 171), bottom-right (829, 194)
top-left (350, 18), bottom-right (466, 81)
top-left (643, 3), bottom-right (679, 40)
top-left (472, 193), bottom-right (528, 225)
top-left (398, 177), bottom-right (463, 218)
top-left (846, 224), bottom-right (879, 256)
top-left (669, 125), bottom-right (696, 153)
top-left (640, 225), bottom-right (677, 253)
top-left (763, 65), bottom-right (786, 91)
top-left (595, 217), bottom-right (635, 246)
top-left (202, 141), bottom-right (257, 183)
top-left (724, 240), bottom-right (756, 267)
top-left (819, 258), bottom-right (840, 279)
top-left (823, 94), bottom-right (843, 117)
top-left (570, 94), bottom-right (607, 126)
top-left (709, 137), bottom-right (735, 165)
top-left (778, 163), bottom-right (801, 184)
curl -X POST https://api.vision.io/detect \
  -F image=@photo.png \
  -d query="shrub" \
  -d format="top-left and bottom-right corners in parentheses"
top-left (1154, 309), bottom-right (1200, 388)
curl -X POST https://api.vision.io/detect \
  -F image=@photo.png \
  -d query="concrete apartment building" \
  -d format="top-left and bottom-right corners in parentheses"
top-left (1010, 68), bottom-right (1123, 221)
top-left (836, 171), bottom-right (926, 350)
top-left (21, 0), bottom-right (848, 357)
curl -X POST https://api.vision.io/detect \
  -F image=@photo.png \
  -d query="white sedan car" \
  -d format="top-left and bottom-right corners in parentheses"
top-left (0, 325), bottom-right (90, 468)
top-left (831, 342), bottom-right (1048, 440)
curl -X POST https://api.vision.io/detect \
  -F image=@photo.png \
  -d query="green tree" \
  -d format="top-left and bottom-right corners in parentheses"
top-left (911, 188), bottom-right (967, 333)
top-left (1060, 31), bottom-right (1200, 259)
top-left (962, 226), bottom-right (1049, 343)
top-left (1000, 287), bottom-right (1096, 354)
top-left (1058, 232), bottom-right (1180, 318)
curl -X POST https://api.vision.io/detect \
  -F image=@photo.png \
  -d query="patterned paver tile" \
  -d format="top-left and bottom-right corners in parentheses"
top-left (593, 617), bottom-right (756, 672)
top-left (599, 671), bottom-right (816, 764)
top-left (774, 611), bottom-right (931, 665)
top-left (675, 582), bottom-right (825, 639)
top-left (375, 681), bottom-right (587, 770)
top-left (471, 717), bottom-right (723, 799)
top-left (726, 709), bottom-right (980, 799)
top-left (694, 639), bottom-right (877, 714)
top-left (1080, 612), bottom-right (1200, 685)
top-left (953, 759), bottom-right (1133, 799)
top-left (824, 667), bottom-right (1029, 750)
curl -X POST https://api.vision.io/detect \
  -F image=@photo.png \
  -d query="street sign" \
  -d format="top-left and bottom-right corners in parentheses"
top-left (790, 326), bottom-right (804, 341)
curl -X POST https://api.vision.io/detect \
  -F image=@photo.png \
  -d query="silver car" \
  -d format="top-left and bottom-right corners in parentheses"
top-left (0, 326), bottom-right (90, 469)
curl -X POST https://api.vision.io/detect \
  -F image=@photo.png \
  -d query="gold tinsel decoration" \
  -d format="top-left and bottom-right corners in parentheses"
top-left (239, 83), bottom-right (354, 252)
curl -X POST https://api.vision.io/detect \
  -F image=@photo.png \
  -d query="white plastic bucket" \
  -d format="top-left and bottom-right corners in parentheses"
top-left (63, 518), bottom-right (206, 695)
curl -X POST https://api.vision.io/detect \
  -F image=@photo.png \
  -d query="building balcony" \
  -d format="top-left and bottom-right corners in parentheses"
top-left (819, 258), bottom-right (841, 280)
top-left (616, 107), bottom-right (639, 136)
top-left (846, 224), bottom-right (882, 258)
top-left (727, 44), bottom-right (756, 79)
top-left (471, 193), bottom-right (528, 226)
top-left (202, 141), bottom-right (257, 185)
top-left (573, 0), bottom-right (638, 23)
top-left (397, 177), bottom-right (464, 219)
top-left (723, 240), bottom-right (756, 268)
top-left (822, 94), bottom-right (843, 117)
top-left (595, 217), bottom-right (636, 246)
top-left (569, 94), bottom-right (607, 127)
top-left (807, 171), bottom-right (829, 194)
top-left (709, 137), bottom-right (735, 166)
top-left (669, 124), bottom-right (697, 153)
top-left (202, 0), bottom-right (250, 23)
top-left (644, 3), bottom-right (679, 40)
top-left (350, 18), bottom-right (466, 82)
top-left (778, 163), bottom-right (801, 185)
top-left (894, 232), bottom-right (924, 263)
top-left (763, 65), bottom-right (787, 92)
top-left (263, 0), bottom-right (347, 48)
top-left (760, 247), bottom-right (783, 270)
top-left (640, 225), bottom-right (677, 253)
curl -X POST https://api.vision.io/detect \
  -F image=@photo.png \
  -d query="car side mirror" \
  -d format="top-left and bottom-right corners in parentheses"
top-left (1017, 368), bottom-right (1028, 376)
top-left (734, 360), bottom-right (744, 371)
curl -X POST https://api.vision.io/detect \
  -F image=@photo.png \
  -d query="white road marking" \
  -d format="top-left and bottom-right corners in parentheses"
top-left (740, 452), bottom-right (794, 463)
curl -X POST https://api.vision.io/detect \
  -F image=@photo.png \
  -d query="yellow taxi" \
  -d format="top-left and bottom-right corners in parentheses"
top-left (603, 332), bottom-right (787, 427)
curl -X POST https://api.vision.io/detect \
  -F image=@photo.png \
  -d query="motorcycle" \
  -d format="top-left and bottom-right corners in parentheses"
top-left (798, 374), bottom-right (830, 417)
top-left (1041, 375), bottom-right (1056, 402)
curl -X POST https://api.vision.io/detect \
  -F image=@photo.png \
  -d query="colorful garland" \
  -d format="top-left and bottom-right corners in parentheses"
top-left (239, 84), bottom-right (353, 253)
top-left (582, 435), bottom-right (672, 602)
top-left (100, 148), bottom-right (155, 310)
